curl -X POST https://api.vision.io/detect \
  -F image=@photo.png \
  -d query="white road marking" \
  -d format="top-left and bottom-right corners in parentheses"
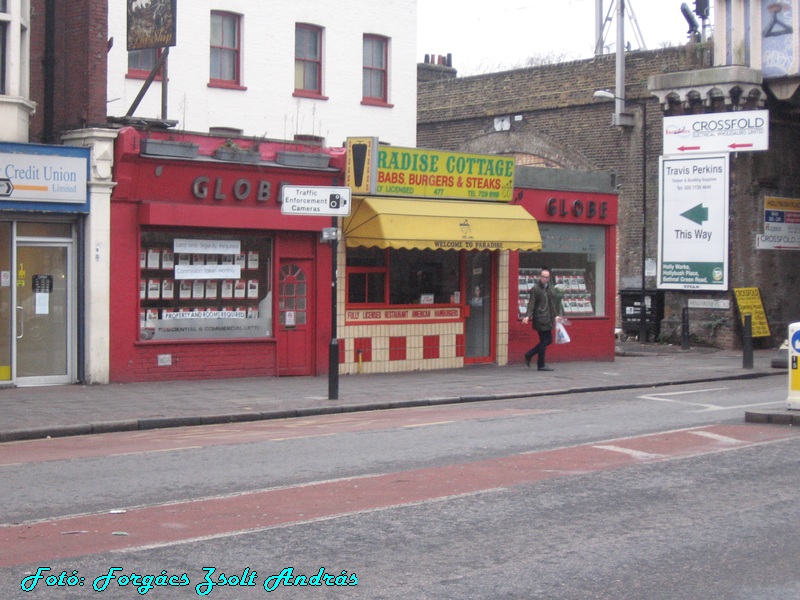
top-left (692, 400), bottom-right (785, 412)
top-left (638, 387), bottom-right (784, 412)
top-left (637, 387), bottom-right (729, 409)
top-left (687, 430), bottom-right (743, 444)
top-left (592, 444), bottom-right (662, 459)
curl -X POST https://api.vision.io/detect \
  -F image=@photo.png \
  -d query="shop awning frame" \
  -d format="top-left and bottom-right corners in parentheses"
top-left (343, 197), bottom-right (542, 252)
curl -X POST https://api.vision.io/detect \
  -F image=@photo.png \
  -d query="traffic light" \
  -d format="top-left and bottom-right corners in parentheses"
top-left (694, 0), bottom-right (710, 19)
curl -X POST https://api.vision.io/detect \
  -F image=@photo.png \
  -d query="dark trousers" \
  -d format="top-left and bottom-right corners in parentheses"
top-left (525, 328), bottom-right (553, 368)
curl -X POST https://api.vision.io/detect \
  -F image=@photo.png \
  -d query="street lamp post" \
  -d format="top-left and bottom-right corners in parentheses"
top-left (593, 89), bottom-right (649, 342)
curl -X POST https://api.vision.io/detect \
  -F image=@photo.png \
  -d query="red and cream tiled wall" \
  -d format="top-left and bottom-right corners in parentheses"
top-left (336, 248), bottom-right (511, 375)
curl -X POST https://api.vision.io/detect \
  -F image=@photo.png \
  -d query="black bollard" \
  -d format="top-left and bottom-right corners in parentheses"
top-left (743, 314), bottom-right (754, 369)
top-left (681, 307), bottom-right (690, 350)
top-left (329, 338), bottom-right (339, 400)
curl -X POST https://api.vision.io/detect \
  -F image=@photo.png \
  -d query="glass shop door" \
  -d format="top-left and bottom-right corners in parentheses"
top-left (14, 241), bottom-right (74, 385)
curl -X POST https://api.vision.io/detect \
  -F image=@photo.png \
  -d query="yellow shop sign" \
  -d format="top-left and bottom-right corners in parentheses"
top-left (346, 137), bottom-right (515, 202)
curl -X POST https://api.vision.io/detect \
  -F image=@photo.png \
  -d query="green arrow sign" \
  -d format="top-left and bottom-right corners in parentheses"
top-left (680, 203), bottom-right (708, 225)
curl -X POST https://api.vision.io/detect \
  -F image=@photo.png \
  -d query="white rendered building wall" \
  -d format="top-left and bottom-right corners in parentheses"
top-left (106, 1), bottom-right (417, 147)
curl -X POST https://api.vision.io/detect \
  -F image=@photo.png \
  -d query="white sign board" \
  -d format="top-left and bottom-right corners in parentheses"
top-left (756, 233), bottom-right (800, 250)
top-left (688, 298), bottom-right (731, 310)
top-left (0, 151), bottom-right (88, 203)
top-left (658, 154), bottom-right (729, 290)
top-left (174, 239), bottom-right (241, 254)
top-left (662, 110), bottom-right (768, 155)
top-left (174, 264), bottom-right (242, 280)
top-left (281, 186), bottom-right (351, 216)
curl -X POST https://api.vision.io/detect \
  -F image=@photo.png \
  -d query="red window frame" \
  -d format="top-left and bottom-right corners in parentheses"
top-left (294, 23), bottom-right (326, 99)
top-left (346, 247), bottom-right (389, 305)
top-left (209, 11), bottom-right (244, 89)
top-left (127, 48), bottom-right (163, 80)
top-left (362, 35), bottom-right (391, 106)
top-left (347, 267), bottom-right (388, 305)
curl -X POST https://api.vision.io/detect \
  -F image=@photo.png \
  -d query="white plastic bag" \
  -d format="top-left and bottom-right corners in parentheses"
top-left (555, 320), bottom-right (571, 344)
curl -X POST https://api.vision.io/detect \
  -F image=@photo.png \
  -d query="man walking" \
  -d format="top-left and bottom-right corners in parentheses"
top-left (522, 269), bottom-right (560, 371)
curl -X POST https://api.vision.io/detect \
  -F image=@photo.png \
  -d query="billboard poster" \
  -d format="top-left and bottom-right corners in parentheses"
top-left (658, 154), bottom-right (729, 291)
top-left (127, 0), bottom-right (177, 51)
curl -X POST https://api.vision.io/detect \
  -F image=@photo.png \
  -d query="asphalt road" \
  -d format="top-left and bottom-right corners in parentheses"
top-left (1, 377), bottom-right (797, 599)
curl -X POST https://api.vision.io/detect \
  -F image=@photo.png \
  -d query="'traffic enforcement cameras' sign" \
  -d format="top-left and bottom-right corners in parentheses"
top-left (281, 186), bottom-right (352, 216)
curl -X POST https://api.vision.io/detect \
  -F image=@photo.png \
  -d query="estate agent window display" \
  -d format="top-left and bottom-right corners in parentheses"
top-left (517, 223), bottom-right (606, 320)
top-left (139, 230), bottom-right (273, 341)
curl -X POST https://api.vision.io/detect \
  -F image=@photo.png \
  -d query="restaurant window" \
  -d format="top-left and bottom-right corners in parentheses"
top-left (347, 247), bottom-right (461, 306)
top-left (346, 247), bottom-right (387, 304)
top-left (139, 231), bottom-right (272, 341)
top-left (518, 224), bottom-right (606, 319)
top-left (210, 11), bottom-right (242, 86)
top-left (362, 34), bottom-right (388, 104)
top-left (295, 24), bottom-right (323, 96)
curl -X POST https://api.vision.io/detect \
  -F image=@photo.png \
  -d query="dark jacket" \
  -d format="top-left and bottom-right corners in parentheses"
top-left (526, 280), bottom-right (558, 331)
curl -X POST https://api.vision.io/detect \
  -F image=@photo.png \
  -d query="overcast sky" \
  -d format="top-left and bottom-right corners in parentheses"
top-left (417, 0), bottom-right (710, 75)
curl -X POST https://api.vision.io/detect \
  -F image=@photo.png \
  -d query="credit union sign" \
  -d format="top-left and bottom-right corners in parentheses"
top-left (0, 144), bottom-right (89, 205)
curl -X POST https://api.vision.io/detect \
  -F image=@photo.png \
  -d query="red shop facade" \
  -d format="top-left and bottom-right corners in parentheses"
top-left (508, 168), bottom-right (619, 363)
top-left (110, 127), bottom-right (344, 382)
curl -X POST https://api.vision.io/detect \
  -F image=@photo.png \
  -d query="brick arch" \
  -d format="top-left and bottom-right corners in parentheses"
top-left (456, 130), bottom-right (597, 171)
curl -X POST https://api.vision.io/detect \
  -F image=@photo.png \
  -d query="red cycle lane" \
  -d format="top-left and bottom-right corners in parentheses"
top-left (2, 423), bottom-right (797, 569)
top-left (0, 405), bottom-right (554, 466)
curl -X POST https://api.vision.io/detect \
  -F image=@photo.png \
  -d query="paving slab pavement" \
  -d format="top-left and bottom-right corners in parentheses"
top-left (0, 345), bottom-right (791, 442)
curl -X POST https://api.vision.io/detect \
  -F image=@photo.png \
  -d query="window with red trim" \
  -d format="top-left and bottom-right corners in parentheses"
top-left (362, 35), bottom-right (388, 103)
top-left (346, 247), bottom-right (461, 306)
top-left (347, 248), bottom-right (388, 304)
top-left (295, 24), bottom-right (322, 95)
top-left (210, 11), bottom-right (241, 86)
top-left (127, 48), bottom-right (163, 80)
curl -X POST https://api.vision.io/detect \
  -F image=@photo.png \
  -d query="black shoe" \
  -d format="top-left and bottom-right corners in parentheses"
top-left (524, 355), bottom-right (531, 368)
top-left (538, 366), bottom-right (554, 372)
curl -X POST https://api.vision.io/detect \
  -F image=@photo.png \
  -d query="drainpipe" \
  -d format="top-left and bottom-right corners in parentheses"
top-left (43, 0), bottom-right (56, 142)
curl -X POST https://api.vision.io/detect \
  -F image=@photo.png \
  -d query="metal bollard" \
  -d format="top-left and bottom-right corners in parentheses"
top-left (743, 314), bottom-right (754, 369)
top-left (328, 339), bottom-right (339, 400)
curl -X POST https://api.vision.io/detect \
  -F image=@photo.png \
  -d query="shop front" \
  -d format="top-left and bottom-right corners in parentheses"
top-left (338, 139), bottom-right (542, 374)
top-left (509, 168), bottom-right (619, 363)
top-left (110, 127), bottom-right (343, 382)
top-left (0, 143), bottom-right (90, 386)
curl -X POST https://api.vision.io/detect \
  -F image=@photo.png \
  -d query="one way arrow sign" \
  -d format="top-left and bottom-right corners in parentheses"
top-left (0, 178), bottom-right (13, 197)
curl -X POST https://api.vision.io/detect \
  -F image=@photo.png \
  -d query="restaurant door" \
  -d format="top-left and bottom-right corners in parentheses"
top-left (464, 251), bottom-right (493, 363)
